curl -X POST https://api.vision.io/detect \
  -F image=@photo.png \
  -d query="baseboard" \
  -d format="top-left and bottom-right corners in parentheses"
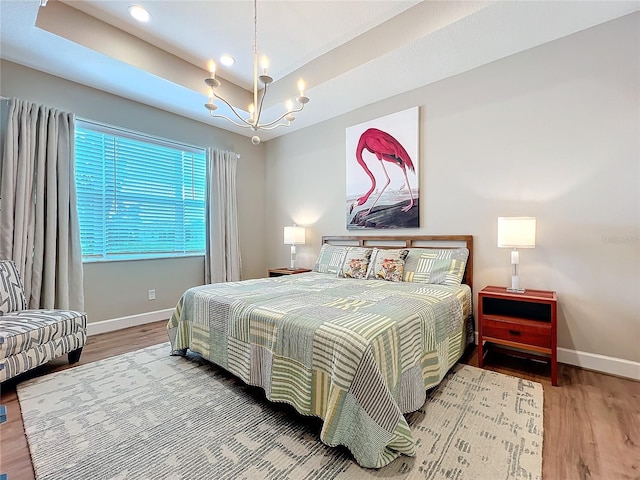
top-left (557, 348), bottom-right (640, 381)
top-left (87, 308), bottom-right (173, 336)
top-left (474, 332), bottom-right (639, 381)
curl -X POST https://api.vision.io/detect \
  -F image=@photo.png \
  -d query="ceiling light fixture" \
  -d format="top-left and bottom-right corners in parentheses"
top-left (204, 0), bottom-right (309, 145)
top-left (220, 55), bottom-right (235, 67)
top-left (128, 5), bottom-right (150, 23)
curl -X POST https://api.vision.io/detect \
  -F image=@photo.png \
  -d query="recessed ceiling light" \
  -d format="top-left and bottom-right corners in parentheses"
top-left (128, 5), bottom-right (150, 23)
top-left (220, 55), bottom-right (235, 67)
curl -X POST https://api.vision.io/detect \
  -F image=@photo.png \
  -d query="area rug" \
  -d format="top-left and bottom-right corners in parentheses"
top-left (18, 343), bottom-right (543, 480)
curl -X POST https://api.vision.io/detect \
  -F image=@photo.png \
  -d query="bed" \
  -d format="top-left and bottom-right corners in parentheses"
top-left (167, 235), bottom-right (474, 468)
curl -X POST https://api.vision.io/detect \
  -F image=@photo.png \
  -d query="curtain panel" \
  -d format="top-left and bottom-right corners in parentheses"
top-left (205, 148), bottom-right (242, 284)
top-left (0, 98), bottom-right (84, 310)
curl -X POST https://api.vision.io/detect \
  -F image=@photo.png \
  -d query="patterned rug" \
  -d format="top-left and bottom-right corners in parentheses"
top-left (17, 343), bottom-right (543, 480)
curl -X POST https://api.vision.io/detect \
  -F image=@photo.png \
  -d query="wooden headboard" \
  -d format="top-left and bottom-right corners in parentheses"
top-left (322, 235), bottom-right (474, 291)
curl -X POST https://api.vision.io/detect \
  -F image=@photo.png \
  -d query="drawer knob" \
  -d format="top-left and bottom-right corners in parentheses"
top-left (508, 329), bottom-right (521, 336)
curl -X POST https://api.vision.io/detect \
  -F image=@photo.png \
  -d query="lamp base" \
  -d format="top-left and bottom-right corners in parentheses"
top-left (506, 287), bottom-right (526, 293)
top-left (508, 274), bottom-right (524, 293)
top-left (290, 245), bottom-right (296, 270)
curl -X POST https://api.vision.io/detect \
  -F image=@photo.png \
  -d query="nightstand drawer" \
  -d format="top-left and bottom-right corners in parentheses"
top-left (482, 318), bottom-right (551, 348)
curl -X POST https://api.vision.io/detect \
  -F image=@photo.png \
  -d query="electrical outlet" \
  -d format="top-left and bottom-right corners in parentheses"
top-left (148, 289), bottom-right (156, 301)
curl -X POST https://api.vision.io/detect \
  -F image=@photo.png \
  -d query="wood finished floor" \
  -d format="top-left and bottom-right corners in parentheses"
top-left (1, 320), bottom-right (638, 480)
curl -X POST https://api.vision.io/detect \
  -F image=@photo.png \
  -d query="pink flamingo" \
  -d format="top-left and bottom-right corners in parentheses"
top-left (349, 128), bottom-right (416, 215)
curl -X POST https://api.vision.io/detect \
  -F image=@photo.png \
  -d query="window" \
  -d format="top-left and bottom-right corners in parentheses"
top-left (74, 120), bottom-right (206, 262)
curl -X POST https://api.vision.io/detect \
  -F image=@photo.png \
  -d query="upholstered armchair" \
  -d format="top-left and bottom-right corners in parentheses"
top-left (0, 260), bottom-right (87, 383)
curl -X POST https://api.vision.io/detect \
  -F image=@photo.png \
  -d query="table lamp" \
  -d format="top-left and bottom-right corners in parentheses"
top-left (284, 225), bottom-right (305, 269)
top-left (497, 216), bottom-right (536, 293)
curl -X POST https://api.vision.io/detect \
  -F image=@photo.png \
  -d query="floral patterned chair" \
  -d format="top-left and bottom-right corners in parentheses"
top-left (0, 260), bottom-right (87, 383)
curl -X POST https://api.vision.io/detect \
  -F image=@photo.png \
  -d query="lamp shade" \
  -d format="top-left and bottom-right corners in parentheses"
top-left (284, 226), bottom-right (305, 245)
top-left (497, 217), bottom-right (536, 248)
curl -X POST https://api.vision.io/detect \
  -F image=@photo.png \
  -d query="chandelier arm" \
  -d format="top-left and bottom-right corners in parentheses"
top-left (213, 93), bottom-right (253, 126)
top-left (257, 103), bottom-right (305, 129)
top-left (257, 121), bottom-right (292, 131)
top-left (208, 111), bottom-right (253, 129)
top-left (255, 82), bottom-right (268, 127)
top-left (257, 112), bottom-right (295, 129)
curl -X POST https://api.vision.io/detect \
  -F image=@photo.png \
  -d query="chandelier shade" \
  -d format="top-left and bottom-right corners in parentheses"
top-left (204, 0), bottom-right (309, 145)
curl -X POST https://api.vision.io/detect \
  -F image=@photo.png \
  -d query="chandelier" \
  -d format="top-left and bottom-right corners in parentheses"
top-left (204, 0), bottom-right (309, 145)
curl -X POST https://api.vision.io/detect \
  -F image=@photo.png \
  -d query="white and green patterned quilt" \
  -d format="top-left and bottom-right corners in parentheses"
top-left (167, 272), bottom-right (471, 468)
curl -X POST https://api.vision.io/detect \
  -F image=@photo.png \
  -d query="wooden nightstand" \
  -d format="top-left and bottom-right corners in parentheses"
top-left (268, 267), bottom-right (312, 277)
top-left (478, 286), bottom-right (558, 386)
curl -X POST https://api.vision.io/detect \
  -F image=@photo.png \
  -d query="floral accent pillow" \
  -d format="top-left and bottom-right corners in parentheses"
top-left (366, 249), bottom-right (409, 282)
top-left (339, 247), bottom-right (373, 279)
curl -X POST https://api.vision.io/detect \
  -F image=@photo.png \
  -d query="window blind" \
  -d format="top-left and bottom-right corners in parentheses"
top-left (74, 121), bottom-right (206, 261)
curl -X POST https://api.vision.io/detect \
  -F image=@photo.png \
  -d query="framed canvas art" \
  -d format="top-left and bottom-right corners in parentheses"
top-left (346, 106), bottom-right (419, 229)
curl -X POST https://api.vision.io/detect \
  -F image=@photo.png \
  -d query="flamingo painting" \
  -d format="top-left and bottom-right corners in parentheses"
top-left (349, 128), bottom-right (416, 216)
top-left (346, 107), bottom-right (419, 229)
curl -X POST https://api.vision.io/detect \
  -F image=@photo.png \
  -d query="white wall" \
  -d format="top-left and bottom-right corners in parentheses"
top-left (0, 60), bottom-right (267, 323)
top-left (264, 13), bottom-right (640, 370)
